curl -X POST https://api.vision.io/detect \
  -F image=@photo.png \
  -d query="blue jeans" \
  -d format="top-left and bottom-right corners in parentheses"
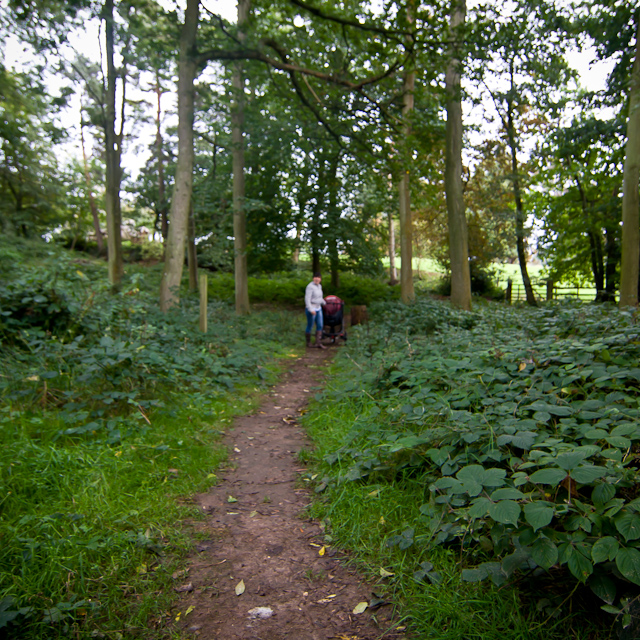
top-left (305, 309), bottom-right (323, 333)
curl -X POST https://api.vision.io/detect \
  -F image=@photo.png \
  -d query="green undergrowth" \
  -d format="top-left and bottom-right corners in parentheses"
top-left (302, 297), bottom-right (640, 639)
top-left (205, 270), bottom-right (400, 306)
top-left (0, 243), bottom-right (301, 638)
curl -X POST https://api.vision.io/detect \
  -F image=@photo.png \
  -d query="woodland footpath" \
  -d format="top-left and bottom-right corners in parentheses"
top-left (3, 240), bottom-right (640, 639)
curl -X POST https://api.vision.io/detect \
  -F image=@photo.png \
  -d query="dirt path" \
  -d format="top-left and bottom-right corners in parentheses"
top-left (175, 346), bottom-right (406, 640)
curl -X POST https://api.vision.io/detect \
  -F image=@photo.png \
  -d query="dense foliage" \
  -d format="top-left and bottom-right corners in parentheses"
top-left (0, 240), bottom-right (300, 638)
top-left (305, 298), bottom-right (640, 636)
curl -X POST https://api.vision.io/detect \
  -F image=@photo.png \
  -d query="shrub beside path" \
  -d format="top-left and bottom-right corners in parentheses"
top-left (174, 346), bottom-right (406, 640)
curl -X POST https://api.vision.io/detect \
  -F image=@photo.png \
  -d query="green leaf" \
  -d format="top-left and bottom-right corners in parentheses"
top-left (569, 465), bottom-right (607, 484)
top-left (605, 436), bottom-right (632, 449)
top-left (462, 567), bottom-right (488, 582)
top-left (592, 483), bottom-right (616, 505)
top-left (585, 428), bottom-right (609, 439)
top-left (469, 497), bottom-right (491, 519)
top-left (615, 547), bottom-right (640, 585)
top-left (529, 468), bottom-right (567, 486)
top-left (615, 512), bottom-right (640, 542)
top-left (523, 502), bottom-right (554, 531)
top-left (556, 451), bottom-right (589, 470)
top-left (531, 537), bottom-right (558, 570)
top-left (589, 574), bottom-right (617, 605)
top-left (488, 500), bottom-right (521, 526)
top-left (490, 488), bottom-right (525, 501)
top-left (482, 468), bottom-right (507, 487)
top-left (568, 549), bottom-right (594, 582)
top-left (591, 537), bottom-right (620, 563)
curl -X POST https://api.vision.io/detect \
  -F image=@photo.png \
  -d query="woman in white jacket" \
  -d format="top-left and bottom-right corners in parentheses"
top-left (304, 272), bottom-right (326, 349)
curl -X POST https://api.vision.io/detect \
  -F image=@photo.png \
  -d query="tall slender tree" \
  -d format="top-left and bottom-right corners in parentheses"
top-left (160, 0), bottom-right (198, 311)
top-left (445, 0), bottom-right (471, 310)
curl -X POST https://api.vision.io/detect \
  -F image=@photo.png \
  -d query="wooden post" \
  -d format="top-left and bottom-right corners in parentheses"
top-left (546, 279), bottom-right (554, 301)
top-left (505, 279), bottom-right (512, 305)
top-left (199, 273), bottom-right (208, 333)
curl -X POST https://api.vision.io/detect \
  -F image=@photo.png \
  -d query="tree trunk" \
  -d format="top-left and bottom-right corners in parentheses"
top-left (444, 0), bottom-right (471, 310)
top-left (155, 76), bottom-right (168, 243)
top-left (388, 211), bottom-right (397, 283)
top-left (604, 222), bottom-right (619, 302)
top-left (159, 0), bottom-right (198, 311)
top-left (327, 153), bottom-right (340, 289)
top-left (399, 70), bottom-right (415, 303)
top-left (231, 0), bottom-right (251, 315)
top-left (398, 0), bottom-right (415, 304)
top-left (620, 16), bottom-right (640, 308)
top-left (311, 162), bottom-right (326, 275)
top-left (506, 110), bottom-right (536, 306)
top-left (188, 200), bottom-right (198, 291)
top-left (80, 108), bottom-right (104, 255)
top-left (104, 0), bottom-right (123, 288)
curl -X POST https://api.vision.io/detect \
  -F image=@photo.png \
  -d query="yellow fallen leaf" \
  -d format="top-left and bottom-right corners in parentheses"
top-left (319, 546), bottom-right (326, 556)
top-left (235, 579), bottom-right (245, 595)
top-left (185, 605), bottom-right (195, 616)
top-left (518, 361), bottom-right (527, 371)
top-left (227, 495), bottom-right (238, 503)
top-left (175, 612), bottom-right (181, 622)
top-left (379, 567), bottom-right (394, 578)
top-left (249, 510), bottom-right (258, 517)
top-left (353, 601), bottom-right (368, 615)
top-left (379, 516), bottom-right (385, 525)
top-left (309, 542), bottom-right (321, 548)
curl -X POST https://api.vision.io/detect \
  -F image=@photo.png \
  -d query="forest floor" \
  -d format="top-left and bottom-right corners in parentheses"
top-left (174, 344), bottom-right (408, 640)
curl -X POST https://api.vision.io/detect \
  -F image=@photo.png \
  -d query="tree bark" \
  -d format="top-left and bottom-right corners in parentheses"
top-left (398, 68), bottom-right (415, 303)
top-left (159, 0), bottom-right (198, 311)
top-left (506, 104), bottom-right (536, 306)
top-left (444, 0), bottom-right (471, 310)
top-left (388, 211), bottom-right (397, 283)
top-left (104, 0), bottom-right (123, 288)
top-left (620, 15), bottom-right (640, 308)
top-left (155, 76), bottom-right (168, 243)
top-left (327, 152), bottom-right (340, 289)
top-left (232, 0), bottom-right (251, 315)
top-left (188, 200), bottom-right (198, 291)
top-left (80, 107), bottom-right (104, 255)
top-left (398, 0), bottom-right (415, 304)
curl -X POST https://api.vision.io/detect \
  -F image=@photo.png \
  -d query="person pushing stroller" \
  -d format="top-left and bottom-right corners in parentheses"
top-left (305, 272), bottom-right (326, 350)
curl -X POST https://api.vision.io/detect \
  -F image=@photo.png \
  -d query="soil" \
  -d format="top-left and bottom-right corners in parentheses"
top-left (175, 344), bottom-right (407, 640)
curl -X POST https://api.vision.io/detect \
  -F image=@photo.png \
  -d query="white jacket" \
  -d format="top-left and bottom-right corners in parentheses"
top-left (305, 281), bottom-right (325, 313)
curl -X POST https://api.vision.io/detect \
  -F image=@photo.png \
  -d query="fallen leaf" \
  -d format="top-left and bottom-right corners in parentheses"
top-left (206, 473), bottom-right (217, 479)
top-left (309, 543), bottom-right (321, 548)
top-left (235, 580), bottom-right (245, 595)
top-left (379, 516), bottom-right (385, 525)
top-left (379, 567), bottom-right (394, 578)
top-left (234, 447), bottom-right (241, 453)
top-left (175, 612), bottom-right (181, 622)
top-left (367, 489), bottom-right (379, 497)
top-left (518, 361), bottom-right (527, 372)
top-left (249, 510), bottom-right (258, 517)
top-left (319, 546), bottom-right (326, 556)
top-left (353, 602), bottom-right (368, 615)
top-left (185, 605), bottom-right (195, 616)
top-left (227, 495), bottom-right (238, 503)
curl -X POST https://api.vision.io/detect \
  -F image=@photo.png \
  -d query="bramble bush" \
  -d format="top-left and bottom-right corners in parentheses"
top-left (314, 298), bottom-right (640, 629)
top-left (0, 246), bottom-right (300, 638)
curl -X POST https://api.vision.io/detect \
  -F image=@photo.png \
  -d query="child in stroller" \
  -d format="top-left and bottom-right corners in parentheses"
top-left (321, 295), bottom-right (347, 344)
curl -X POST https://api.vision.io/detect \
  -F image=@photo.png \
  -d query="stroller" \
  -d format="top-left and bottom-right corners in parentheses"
top-left (322, 295), bottom-right (347, 344)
